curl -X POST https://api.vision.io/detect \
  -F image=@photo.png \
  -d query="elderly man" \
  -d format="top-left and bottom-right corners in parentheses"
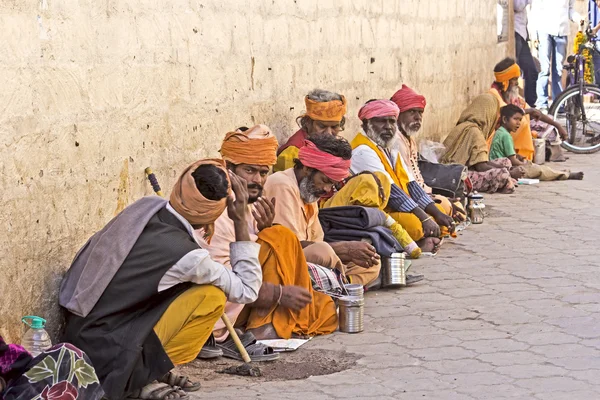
top-left (275, 89), bottom-right (347, 172)
top-left (199, 125), bottom-right (337, 347)
top-left (60, 160), bottom-right (260, 400)
top-left (266, 134), bottom-right (381, 286)
top-left (490, 57), bottom-right (568, 161)
top-left (391, 85), bottom-right (465, 224)
top-left (351, 100), bottom-right (453, 253)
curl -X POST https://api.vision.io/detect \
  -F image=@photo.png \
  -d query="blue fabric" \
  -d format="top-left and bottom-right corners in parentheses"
top-left (407, 181), bottom-right (433, 209)
top-left (387, 183), bottom-right (418, 212)
top-left (536, 34), bottom-right (568, 108)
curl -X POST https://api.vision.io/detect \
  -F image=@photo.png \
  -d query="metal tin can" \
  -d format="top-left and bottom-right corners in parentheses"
top-left (338, 295), bottom-right (364, 333)
top-left (382, 252), bottom-right (406, 287)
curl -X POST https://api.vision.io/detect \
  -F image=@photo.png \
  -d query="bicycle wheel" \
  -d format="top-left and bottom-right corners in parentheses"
top-left (549, 85), bottom-right (600, 154)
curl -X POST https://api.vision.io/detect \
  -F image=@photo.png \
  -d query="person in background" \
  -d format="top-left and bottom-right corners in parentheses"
top-left (489, 105), bottom-right (584, 180)
top-left (532, 0), bottom-right (583, 111)
top-left (514, 0), bottom-right (538, 106)
top-left (275, 89), bottom-right (347, 172)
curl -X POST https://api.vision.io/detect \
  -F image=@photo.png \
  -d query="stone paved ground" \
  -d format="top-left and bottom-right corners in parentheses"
top-left (191, 153), bottom-right (600, 400)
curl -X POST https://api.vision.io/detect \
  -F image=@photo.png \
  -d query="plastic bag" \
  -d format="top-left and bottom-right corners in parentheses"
top-left (419, 140), bottom-right (446, 163)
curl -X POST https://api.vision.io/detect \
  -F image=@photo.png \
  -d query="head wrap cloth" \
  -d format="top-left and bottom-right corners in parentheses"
top-left (219, 124), bottom-right (278, 166)
top-left (494, 63), bottom-right (521, 92)
top-left (358, 99), bottom-right (400, 121)
top-left (304, 95), bottom-right (347, 122)
top-left (170, 158), bottom-right (230, 242)
top-left (298, 140), bottom-right (350, 182)
top-left (391, 84), bottom-right (427, 113)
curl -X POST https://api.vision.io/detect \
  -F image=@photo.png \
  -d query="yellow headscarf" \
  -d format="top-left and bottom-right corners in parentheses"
top-left (494, 63), bottom-right (521, 92)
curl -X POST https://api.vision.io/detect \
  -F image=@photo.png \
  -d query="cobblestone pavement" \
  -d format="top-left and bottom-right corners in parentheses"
top-left (192, 154), bottom-right (600, 400)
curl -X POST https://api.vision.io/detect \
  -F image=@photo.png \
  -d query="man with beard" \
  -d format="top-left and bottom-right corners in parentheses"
top-left (351, 100), bottom-right (453, 253)
top-left (391, 85), bottom-right (466, 225)
top-left (197, 125), bottom-right (337, 347)
top-left (265, 134), bottom-right (381, 286)
top-left (489, 57), bottom-right (569, 162)
top-left (275, 89), bottom-right (347, 172)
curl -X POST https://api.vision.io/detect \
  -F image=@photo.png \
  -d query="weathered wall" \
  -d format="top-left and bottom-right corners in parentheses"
top-left (0, 0), bottom-right (509, 342)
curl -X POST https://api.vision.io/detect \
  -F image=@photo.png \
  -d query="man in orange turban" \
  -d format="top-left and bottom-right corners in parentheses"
top-left (275, 89), bottom-right (347, 172)
top-left (489, 57), bottom-right (569, 162)
top-left (197, 125), bottom-right (337, 355)
top-left (61, 160), bottom-right (261, 399)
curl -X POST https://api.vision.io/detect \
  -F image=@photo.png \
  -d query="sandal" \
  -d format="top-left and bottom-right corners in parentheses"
top-left (127, 382), bottom-right (188, 400)
top-left (217, 331), bottom-right (279, 362)
top-left (197, 334), bottom-right (223, 360)
top-left (158, 372), bottom-right (201, 393)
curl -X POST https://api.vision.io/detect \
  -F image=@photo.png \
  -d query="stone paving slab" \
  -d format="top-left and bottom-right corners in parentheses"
top-left (191, 154), bottom-right (600, 399)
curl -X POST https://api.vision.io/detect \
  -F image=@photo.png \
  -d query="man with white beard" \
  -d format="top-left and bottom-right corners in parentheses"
top-left (391, 85), bottom-right (465, 226)
top-left (489, 57), bottom-right (569, 162)
top-left (351, 100), bottom-right (454, 253)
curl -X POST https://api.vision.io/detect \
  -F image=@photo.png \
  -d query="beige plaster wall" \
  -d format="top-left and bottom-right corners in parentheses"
top-left (0, 0), bottom-right (509, 342)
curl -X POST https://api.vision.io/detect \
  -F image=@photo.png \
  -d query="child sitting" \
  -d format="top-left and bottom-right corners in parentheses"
top-left (490, 104), bottom-right (584, 181)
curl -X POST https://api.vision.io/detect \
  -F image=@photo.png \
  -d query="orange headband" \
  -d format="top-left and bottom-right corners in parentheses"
top-left (304, 95), bottom-right (347, 122)
top-left (494, 63), bottom-right (521, 91)
top-left (220, 124), bottom-right (278, 166)
top-left (169, 158), bottom-right (230, 242)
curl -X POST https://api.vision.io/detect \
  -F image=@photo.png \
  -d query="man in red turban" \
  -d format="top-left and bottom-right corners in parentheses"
top-left (391, 85), bottom-right (466, 229)
top-left (265, 134), bottom-right (381, 286)
top-left (351, 99), bottom-right (453, 253)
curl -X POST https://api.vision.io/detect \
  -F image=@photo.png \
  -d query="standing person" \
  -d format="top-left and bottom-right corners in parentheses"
top-left (515, 0), bottom-right (538, 106)
top-left (533, 0), bottom-right (583, 111)
top-left (275, 89), bottom-right (347, 172)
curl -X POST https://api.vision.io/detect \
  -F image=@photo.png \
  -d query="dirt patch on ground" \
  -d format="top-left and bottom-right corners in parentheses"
top-left (175, 349), bottom-right (359, 385)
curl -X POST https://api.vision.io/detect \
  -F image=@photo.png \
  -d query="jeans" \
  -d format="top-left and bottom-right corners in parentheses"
top-left (593, 42), bottom-right (600, 84)
top-left (536, 33), bottom-right (568, 109)
top-left (515, 32), bottom-right (538, 107)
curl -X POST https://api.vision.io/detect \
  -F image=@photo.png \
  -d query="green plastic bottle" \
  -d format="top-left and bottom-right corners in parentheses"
top-left (21, 316), bottom-right (52, 356)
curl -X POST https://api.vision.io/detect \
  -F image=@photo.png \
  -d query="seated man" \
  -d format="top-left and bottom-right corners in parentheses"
top-left (351, 100), bottom-right (453, 253)
top-left (265, 134), bottom-right (381, 286)
top-left (391, 84), bottom-right (466, 224)
top-left (490, 104), bottom-right (584, 181)
top-left (60, 160), bottom-right (261, 400)
top-left (199, 125), bottom-right (337, 344)
top-left (275, 88), bottom-right (347, 171)
top-left (490, 57), bottom-right (569, 162)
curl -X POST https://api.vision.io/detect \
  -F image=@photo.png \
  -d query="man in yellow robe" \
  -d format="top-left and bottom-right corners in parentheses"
top-left (199, 125), bottom-right (337, 346)
top-left (351, 100), bottom-right (453, 253)
top-left (489, 57), bottom-right (569, 162)
top-left (266, 134), bottom-right (381, 286)
top-left (275, 89), bottom-right (347, 171)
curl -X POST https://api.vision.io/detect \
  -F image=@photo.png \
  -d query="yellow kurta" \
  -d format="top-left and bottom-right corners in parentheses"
top-left (274, 146), bottom-right (299, 172)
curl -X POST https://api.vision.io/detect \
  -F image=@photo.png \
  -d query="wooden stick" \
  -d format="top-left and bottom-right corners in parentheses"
top-left (221, 314), bottom-right (251, 363)
top-left (144, 166), bottom-right (251, 363)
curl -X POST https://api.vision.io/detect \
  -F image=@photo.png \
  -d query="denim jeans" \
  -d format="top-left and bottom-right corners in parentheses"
top-left (536, 33), bottom-right (568, 108)
top-left (515, 32), bottom-right (538, 107)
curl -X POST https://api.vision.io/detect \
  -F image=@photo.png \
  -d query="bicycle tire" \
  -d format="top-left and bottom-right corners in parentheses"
top-left (549, 85), bottom-right (600, 154)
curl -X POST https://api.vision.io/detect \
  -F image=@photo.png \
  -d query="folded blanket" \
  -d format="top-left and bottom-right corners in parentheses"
top-left (322, 227), bottom-right (401, 257)
top-left (318, 206), bottom-right (387, 231)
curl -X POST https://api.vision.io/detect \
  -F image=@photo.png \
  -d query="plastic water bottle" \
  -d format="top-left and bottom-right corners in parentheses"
top-left (21, 316), bottom-right (52, 357)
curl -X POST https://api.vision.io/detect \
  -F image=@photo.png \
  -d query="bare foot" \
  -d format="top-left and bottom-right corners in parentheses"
top-left (416, 237), bottom-right (441, 253)
top-left (247, 323), bottom-right (280, 340)
top-left (568, 171), bottom-right (584, 180)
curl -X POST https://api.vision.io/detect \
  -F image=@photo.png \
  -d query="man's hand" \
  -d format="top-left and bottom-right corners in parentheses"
top-left (510, 166), bottom-right (526, 179)
top-left (422, 217), bottom-right (441, 238)
top-left (227, 172), bottom-right (248, 222)
top-left (450, 199), bottom-right (466, 222)
top-left (252, 197), bottom-right (276, 231)
top-left (433, 211), bottom-right (453, 230)
top-left (556, 124), bottom-right (569, 141)
top-left (280, 285), bottom-right (312, 311)
top-left (347, 242), bottom-right (380, 268)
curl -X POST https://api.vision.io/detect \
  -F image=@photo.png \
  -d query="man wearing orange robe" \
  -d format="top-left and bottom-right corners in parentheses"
top-left (199, 125), bottom-right (337, 348)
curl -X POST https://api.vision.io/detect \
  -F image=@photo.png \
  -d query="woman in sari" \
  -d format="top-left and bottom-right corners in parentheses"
top-left (441, 94), bottom-right (522, 194)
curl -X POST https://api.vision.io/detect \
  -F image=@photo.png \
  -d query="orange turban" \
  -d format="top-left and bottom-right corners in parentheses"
top-left (305, 95), bottom-right (347, 122)
top-left (494, 63), bottom-right (521, 91)
top-left (170, 158), bottom-right (230, 241)
top-left (219, 124), bottom-right (278, 166)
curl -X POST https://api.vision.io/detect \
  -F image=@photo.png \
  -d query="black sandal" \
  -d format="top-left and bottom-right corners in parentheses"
top-left (158, 372), bottom-right (201, 393)
top-left (127, 382), bottom-right (189, 400)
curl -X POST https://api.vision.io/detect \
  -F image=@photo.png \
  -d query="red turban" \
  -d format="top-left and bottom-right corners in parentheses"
top-left (391, 84), bottom-right (427, 113)
top-left (298, 140), bottom-right (350, 182)
top-left (358, 100), bottom-right (400, 121)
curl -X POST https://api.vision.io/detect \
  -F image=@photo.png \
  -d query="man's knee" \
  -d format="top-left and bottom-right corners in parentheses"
top-left (188, 285), bottom-right (227, 314)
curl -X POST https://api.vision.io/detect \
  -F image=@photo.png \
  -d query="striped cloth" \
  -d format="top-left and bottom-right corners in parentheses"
top-left (307, 263), bottom-right (346, 297)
